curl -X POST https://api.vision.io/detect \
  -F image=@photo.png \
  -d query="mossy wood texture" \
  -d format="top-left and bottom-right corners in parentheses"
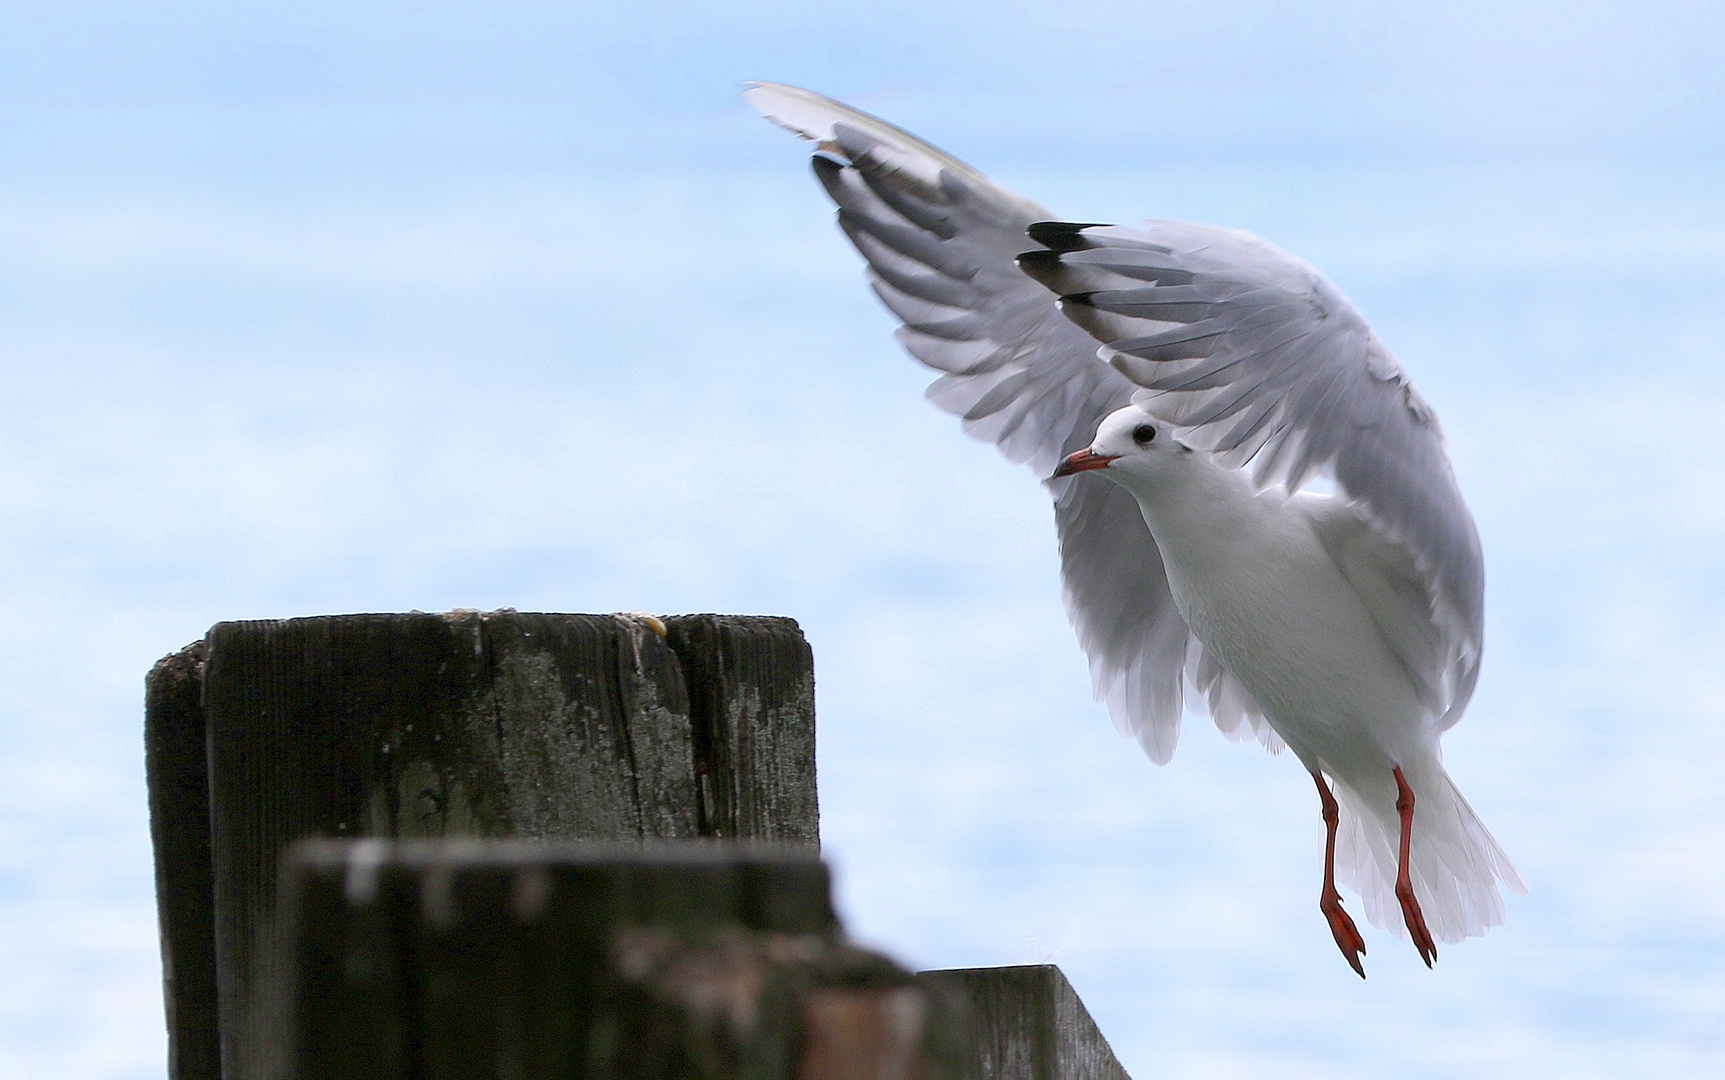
top-left (143, 611), bottom-right (818, 1080)
top-left (665, 615), bottom-right (818, 844)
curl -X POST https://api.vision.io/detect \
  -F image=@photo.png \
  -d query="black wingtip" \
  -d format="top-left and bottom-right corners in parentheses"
top-left (811, 154), bottom-right (851, 202)
top-left (1015, 249), bottom-right (1062, 276)
top-left (1026, 220), bottom-right (1111, 252)
top-left (1007, 246), bottom-right (1062, 288)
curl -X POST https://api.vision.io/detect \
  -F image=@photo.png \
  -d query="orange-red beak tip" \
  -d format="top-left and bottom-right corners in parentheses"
top-left (1050, 448), bottom-right (1118, 480)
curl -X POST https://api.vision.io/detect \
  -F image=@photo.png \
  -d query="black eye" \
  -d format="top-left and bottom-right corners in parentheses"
top-left (1132, 424), bottom-right (1157, 446)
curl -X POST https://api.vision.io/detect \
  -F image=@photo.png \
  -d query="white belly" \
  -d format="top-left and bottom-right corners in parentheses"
top-left (1128, 465), bottom-right (1431, 773)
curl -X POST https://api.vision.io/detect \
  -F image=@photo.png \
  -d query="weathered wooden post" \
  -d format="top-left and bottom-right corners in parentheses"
top-left (146, 641), bottom-right (220, 1080)
top-left (144, 611), bottom-right (817, 1080)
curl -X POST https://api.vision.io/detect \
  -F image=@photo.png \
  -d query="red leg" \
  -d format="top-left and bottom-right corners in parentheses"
top-left (1312, 771), bottom-right (1366, 978)
top-left (1392, 766), bottom-right (1438, 967)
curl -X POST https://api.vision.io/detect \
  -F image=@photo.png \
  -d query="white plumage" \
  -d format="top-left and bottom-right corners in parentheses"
top-left (747, 82), bottom-right (1525, 974)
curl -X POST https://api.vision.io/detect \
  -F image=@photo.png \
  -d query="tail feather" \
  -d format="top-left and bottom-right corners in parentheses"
top-left (1333, 767), bottom-right (1526, 944)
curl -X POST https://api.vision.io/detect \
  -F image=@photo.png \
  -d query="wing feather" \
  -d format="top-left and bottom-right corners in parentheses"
top-left (747, 82), bottom-right (1213, 759)
top-left (1027, 220), bottom-right (1484, 727)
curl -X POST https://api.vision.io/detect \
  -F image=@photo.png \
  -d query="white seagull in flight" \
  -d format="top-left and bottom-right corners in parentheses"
top-left (747, 83), bottom-right (1525, 975)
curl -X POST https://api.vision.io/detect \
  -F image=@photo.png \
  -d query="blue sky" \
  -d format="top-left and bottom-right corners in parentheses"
top-left (2, 3), bottom-right (1723, 1078)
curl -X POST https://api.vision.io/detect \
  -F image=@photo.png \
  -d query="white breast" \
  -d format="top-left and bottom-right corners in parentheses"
top-left (1115, 457), bottom-right (1431, 771)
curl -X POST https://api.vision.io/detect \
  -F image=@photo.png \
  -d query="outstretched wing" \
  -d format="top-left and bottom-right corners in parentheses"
top-left (747, 83), bottom-right (1204, 761)
top-left (1021, 221), bottom-right (1485, 727)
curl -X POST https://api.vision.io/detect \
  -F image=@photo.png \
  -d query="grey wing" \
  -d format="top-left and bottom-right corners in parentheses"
top-left (747, 83), bottom-right (1197, 761)
top-left (1021, 221), bottom-right (1485, 728)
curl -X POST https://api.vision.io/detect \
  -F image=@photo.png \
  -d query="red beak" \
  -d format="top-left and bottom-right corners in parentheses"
top-left (1050, 448), bottom-right (1119, 479)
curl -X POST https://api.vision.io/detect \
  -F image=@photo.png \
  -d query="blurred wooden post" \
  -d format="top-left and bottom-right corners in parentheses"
top-left (916, 966), bottom-right (1131, 1080)
top-left (280, 843), bottom-right (1132, 1080)
top-left (144, 611), bottom-right (818, 1080)
top-left (280, 840), bottom-right (976, 1080)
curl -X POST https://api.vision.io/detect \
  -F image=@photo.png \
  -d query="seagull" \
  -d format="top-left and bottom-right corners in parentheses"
top-left (746, 82), bottom-right (1525, 975)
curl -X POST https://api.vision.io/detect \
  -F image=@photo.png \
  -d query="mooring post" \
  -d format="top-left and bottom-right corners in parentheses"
top-left (144, 611), bottom-right (818, 1080)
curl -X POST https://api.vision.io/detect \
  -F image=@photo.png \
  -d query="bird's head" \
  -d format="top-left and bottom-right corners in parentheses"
top-left (1050, 404), bottom-right (1189, 482)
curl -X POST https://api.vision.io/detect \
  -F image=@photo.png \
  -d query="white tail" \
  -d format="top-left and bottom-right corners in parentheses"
top-left (1333, 765), bottom-right (1527, 944)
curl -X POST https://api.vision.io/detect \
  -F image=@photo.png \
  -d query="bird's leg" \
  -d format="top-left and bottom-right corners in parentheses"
top-left (1312, 771), bottom-right (1366, 978)
top-left (1392, 766), bottom-right (1438, 967)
